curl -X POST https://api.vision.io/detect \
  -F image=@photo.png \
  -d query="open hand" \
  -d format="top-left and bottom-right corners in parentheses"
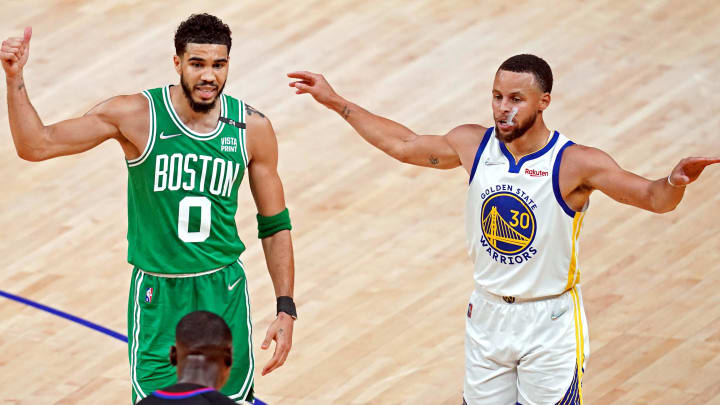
top-left (1, 27), bottom-right (32, 78)
top-left (669, 157), bottom-right (720, 186)
top-left (260, 312), bottom-right (294, 375)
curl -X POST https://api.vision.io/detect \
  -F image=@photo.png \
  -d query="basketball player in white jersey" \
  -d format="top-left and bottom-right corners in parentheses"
top-left (287, 55), bottom-right (719, 404)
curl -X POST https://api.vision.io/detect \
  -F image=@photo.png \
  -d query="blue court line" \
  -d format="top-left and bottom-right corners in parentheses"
top-left (0, 289), bottom-right (268, 405)
top-left (0, 289), bottom-right (128, 342)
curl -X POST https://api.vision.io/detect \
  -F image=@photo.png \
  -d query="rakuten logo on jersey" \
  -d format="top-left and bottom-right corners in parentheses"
top-left (525, 168), bottom-right (549, 177)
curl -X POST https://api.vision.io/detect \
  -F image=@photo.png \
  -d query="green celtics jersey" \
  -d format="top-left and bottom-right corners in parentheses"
top-left (126, 85), bottom-right (248, 274)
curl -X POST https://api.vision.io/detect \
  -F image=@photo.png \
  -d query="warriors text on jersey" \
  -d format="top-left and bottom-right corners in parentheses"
top-left (465, 127), bottom-right (586, 298)
top-left (126, 86), bottom-right (249, 274)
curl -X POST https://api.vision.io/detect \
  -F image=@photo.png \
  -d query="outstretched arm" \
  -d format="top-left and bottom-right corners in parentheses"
top-left (566, 145), bottom-right (720, 213)
top-left (245, 106), bottom-right (295, 376)
top-left (2, 27), bottom-right (143, 161)
top-left (288, 71), bottom-right (461, 169)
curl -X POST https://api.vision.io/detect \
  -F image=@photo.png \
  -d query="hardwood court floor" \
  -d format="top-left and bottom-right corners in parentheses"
top-left (1, 1), bottom-right (720, 404)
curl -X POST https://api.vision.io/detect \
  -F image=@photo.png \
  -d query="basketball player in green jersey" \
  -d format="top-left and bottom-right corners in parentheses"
top-left (2, 14), bottom-right (295, 403)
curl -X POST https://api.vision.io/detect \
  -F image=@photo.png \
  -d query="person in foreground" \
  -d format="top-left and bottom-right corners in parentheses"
top-left (2, 14), bottom-right (297, 404)
top-left (288, 55), bottom-right (718, 404)
top-left (137, 311), bottom-right (238, 405)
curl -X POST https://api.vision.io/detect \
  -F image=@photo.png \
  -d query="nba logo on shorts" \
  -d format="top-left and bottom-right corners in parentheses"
top-left (467, 303), bottom-right (473, 318)
top-left (145, 287), bottom-right (153, 303)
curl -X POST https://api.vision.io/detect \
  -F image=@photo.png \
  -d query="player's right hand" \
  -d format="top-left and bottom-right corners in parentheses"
top-left (287, 71), bottom-right (339, 107)
top-left (1, 27), bottom-right (32, 78)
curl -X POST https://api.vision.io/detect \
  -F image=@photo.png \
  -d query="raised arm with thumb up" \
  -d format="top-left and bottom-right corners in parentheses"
top-left (1, 27), bottom-right (32, 79)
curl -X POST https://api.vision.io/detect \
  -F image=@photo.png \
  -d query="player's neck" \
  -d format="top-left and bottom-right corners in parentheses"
top-left (503, 119), bottom-right (551, 163)
top-left (177, 356), bottom-right (221, 389)
top-left (169, 85), bottom-right (222, 132)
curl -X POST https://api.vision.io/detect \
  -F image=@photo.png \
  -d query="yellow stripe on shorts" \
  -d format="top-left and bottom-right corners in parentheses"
top-left (570, 286), bottom-right (584, 405)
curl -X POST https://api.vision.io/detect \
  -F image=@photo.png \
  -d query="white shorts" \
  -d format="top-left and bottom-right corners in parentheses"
top-left (463, 286), bottom-right (589, 405)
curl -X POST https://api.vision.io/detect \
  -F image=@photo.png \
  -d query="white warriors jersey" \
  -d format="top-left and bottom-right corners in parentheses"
top-left (465, 127), bottom-right (586, 299)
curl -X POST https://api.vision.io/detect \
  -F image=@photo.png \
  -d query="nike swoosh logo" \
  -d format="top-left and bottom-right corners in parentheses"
top-left (228, 278), bottom-right (242, 291)
top-left (159, 132), bottom-right (183, 140)
top-left (551, 308), bottom-right (568, 320)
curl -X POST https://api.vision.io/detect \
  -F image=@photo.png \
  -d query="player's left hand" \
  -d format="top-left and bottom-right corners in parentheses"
top-left (287, 71), bottom-right (339, 107)
top-left (260, 312), bottom-right (294, 375)
top-left (669, 156), bottom-right (720, 186)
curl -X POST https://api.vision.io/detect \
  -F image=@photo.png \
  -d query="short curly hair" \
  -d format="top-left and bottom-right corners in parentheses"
top-left (176, 311), bottom-right (232, 366)
top-left (174, 13), bottom-right (232, 56)
top-left (176, 310), bottom-right (232, 349)
top-left (497, 54), bottom-right (553, 93)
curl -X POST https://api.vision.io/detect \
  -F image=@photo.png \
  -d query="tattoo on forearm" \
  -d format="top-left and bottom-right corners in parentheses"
top-left (429, 155), bottom-right (439, 166)
top-left (341, 105), bottom-right (351, 119)
top-left (17, 81), bottom-right (24, 91)
top-left (278, 328), bottom-right (284, 336)
top-left (245, 104), bottom-right (266, 118)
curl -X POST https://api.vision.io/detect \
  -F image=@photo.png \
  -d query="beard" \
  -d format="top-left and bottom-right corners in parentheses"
top-left (495, 112), bottom-right (538, 143)
top-left (180, 73), bottom-right (225, 113)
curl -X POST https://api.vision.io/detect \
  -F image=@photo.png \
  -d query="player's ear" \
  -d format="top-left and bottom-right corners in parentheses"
top-left (538, 92), bottom-right (551, 113)
top-left (173, 54), bottom-right (182, 75)
top-left (170, 346), bottom-right (178, 366)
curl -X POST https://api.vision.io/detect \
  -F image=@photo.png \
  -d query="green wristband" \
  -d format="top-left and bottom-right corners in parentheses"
top-left (257, 208), bottom-right (292, 238)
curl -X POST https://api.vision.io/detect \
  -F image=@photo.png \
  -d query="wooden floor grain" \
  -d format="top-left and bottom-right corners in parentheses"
top-left (1, 1), bottom-right (719, 404)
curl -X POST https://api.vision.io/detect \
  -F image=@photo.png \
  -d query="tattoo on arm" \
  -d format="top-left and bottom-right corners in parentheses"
top-left (245, 104), bottom-right (266, 118)
top-left (341, 105), bottom-right (351, 119)
top-left (17, 80), bottom-right (24, 91)
top-left (278, 328), bottom-right (284, 336)
top-left (429, 155), bottom-right (439, 166)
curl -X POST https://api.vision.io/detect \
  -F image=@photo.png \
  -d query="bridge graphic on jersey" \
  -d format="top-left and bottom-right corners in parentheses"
top-left (482, 206), bottom-right (530, 249)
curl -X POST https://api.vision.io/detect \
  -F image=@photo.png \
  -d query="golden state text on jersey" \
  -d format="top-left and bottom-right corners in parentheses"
top-left (479, 186), bottom-right (538, 265)
top-left (465, 127), bottom-right (586, 298)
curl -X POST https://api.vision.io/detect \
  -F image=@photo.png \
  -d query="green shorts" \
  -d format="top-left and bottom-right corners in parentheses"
top-left (127, 259), bottom-right (254, 403)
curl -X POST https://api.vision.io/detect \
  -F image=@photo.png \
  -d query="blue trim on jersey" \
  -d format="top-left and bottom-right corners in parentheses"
top-left (552, 140), bottom-right (577, 218)
top-left (499, 130), bottom-right (560, 173)
top-left (468, 127), bottom-right (494, 184)
top-left (152, 387), bottom-right (214, 399)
